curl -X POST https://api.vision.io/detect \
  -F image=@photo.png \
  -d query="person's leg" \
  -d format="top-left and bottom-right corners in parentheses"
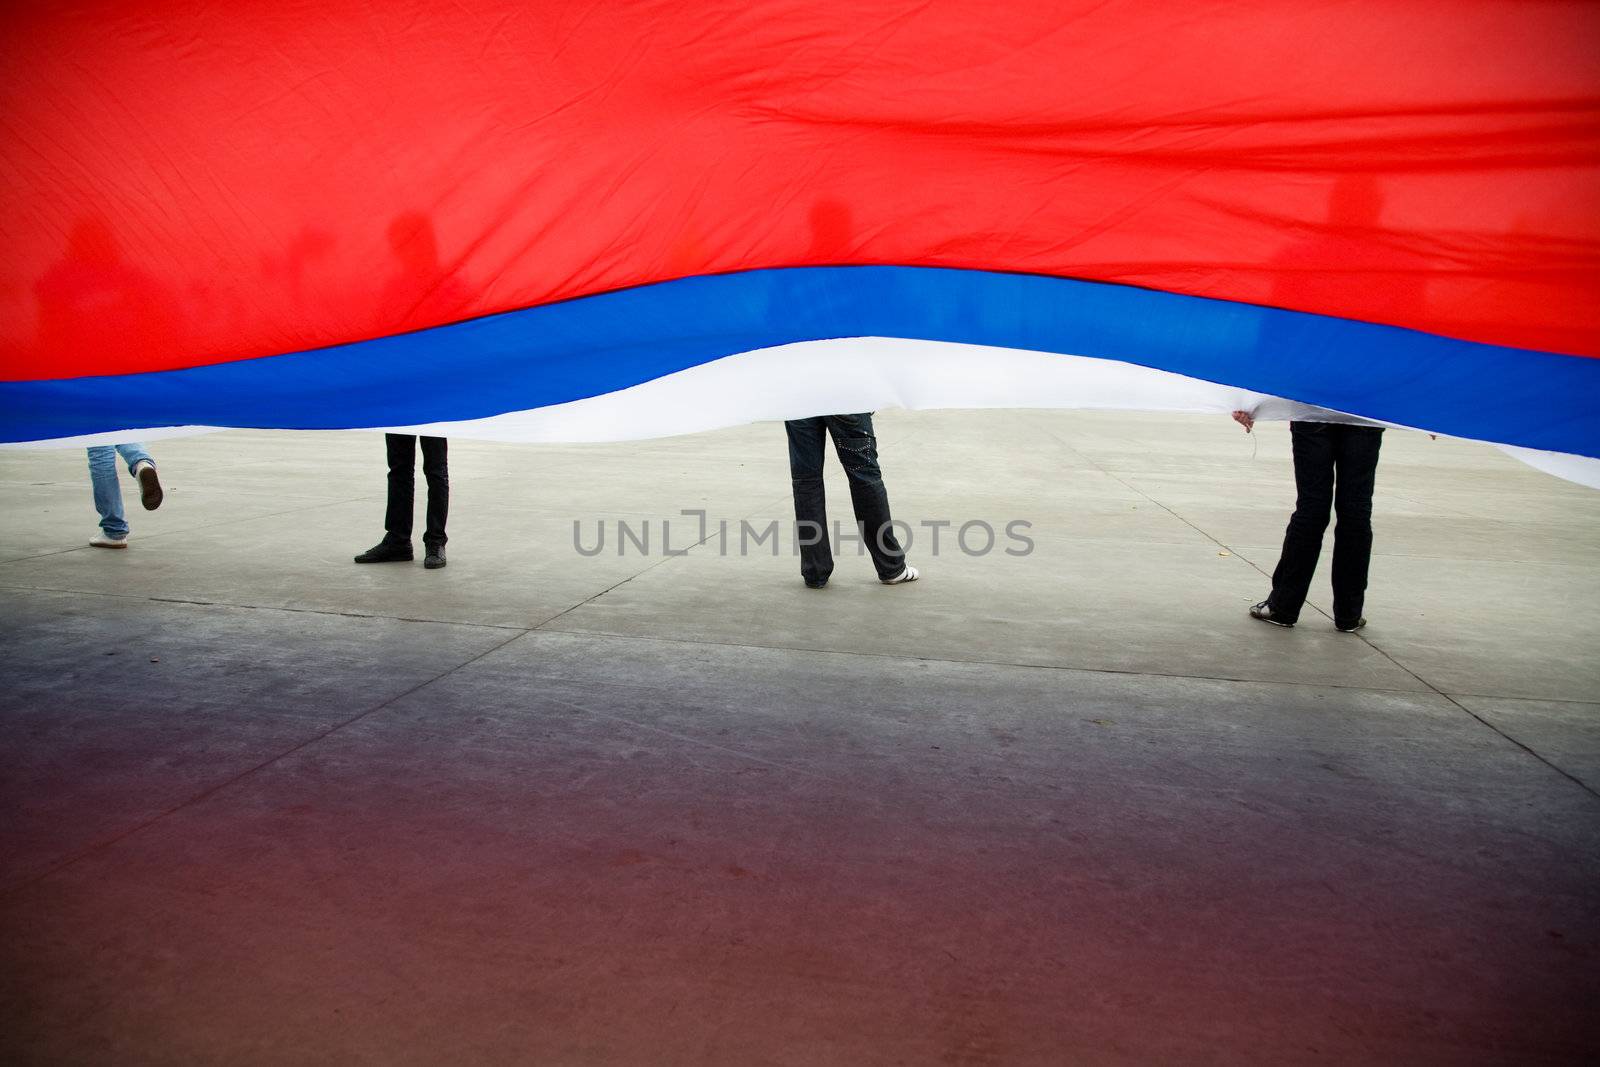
top-left (114, 443), bottom-right (162, 510)
top-left (1330, 426), bottom-right (1383, 626)
top-left (785, 418), bottom-right (832, 585)
top-left (355, 435), bottom-right (418, 562)
top-left (114, 443), bottom-right (153, 473)
top-left (384, 433), bottom-right (417, 546)
top-left (420, 436), bottom-right (449, 552)
top-left (1266, 423), bottom-right (1336, 623)
top-left (827, 413), bottom-right (908, 581)
top-left (86, 446), bottom-right (129, 540)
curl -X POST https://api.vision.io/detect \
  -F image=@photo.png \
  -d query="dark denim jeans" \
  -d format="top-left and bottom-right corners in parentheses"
top-left (785, 413), bottom-right (906, 583)
top-left (1267, 422), bottom-right (1383, 625)
top-left (383, 434), bottom-right (449, 549)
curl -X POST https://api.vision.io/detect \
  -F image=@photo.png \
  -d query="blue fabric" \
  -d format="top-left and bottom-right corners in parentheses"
top-left (4, 266), bottom-right (1596, 457)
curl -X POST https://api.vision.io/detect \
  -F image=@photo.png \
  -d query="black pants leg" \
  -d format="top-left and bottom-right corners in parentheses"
top-left (785, 417), bottom-right (832, 584)
top-left (419, 436), bottom-right (449, 549)
top-left (1267, 422), bottom-right (1336, 623)
top-left (383, 433), bottom-right (417, 546)
top-left (1330, 426), bottom-right (1382, 624)
top-left (827, 413), bottom-right (906, 581)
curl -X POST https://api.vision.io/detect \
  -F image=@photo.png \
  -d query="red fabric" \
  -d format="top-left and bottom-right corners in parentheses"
top-left (2, 0), bottom-right (1596, 381)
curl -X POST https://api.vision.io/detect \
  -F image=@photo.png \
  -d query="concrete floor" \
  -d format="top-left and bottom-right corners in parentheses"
top-left (1, 410), bottom-right (1597, 1065)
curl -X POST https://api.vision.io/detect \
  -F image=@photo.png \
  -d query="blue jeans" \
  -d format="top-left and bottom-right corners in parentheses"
top-left (87, 444), bottom-right (154, 537)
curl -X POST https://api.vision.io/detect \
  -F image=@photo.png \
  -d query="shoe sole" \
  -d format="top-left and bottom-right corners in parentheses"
top-left (424, 560), bottom-right (447, 569)
top-left (90, 541), bottom-right (128, 549)
top-left (354, 556), bottom-right (413, 564)
top-left (137, 467), bottom-right (163, 510)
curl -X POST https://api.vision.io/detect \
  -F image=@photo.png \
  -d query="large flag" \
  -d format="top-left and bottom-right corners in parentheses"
top-left (2, 2), bottom-right (1596, 472)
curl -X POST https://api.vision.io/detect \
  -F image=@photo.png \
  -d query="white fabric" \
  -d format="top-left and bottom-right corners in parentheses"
top-left (1493, 444), bottom-right (1600, 490)
top-left (389, 338), bottom-right (1278, 441)
top-left (1254, 400), bottom-right (1384, 428)
top-left (5, 336), bottom-right (1596, 489)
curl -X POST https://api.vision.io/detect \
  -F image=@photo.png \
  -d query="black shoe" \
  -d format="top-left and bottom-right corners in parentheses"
top-left (1249, 601), bottom-right (1294, 627)
top-left (424, 546), bottom-right (447, 569)
top-left (354, 541), bottom-right (413, 564)
top-left (1335, 617), bottom-right (1367, 633)
top-left (804, 577), bottom-right (827, 588)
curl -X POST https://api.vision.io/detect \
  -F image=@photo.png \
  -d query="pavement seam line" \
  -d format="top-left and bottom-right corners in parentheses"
top-left (1049, 431), bottom-right (1600, 804)
top-left (1443, 693), bottom-right (1600, 707)
top-left (0, 494), bottom-right (389, 567)
top-left (0, 584), bottom-right (529, 630)
top-left (11, 577), bottom-right (1448, 701)
top-left (1342, 643), bottom-right (1600, 802)
top-left (526, 623), bottom-right (1439, 696)
top-left (0, 624), bottom-right (534, 900)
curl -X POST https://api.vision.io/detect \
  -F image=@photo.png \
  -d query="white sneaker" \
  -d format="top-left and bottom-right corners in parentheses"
top-left (881, 564), bottom-right (919, 585)
top-left (89, 532), bottom-right (128, 549)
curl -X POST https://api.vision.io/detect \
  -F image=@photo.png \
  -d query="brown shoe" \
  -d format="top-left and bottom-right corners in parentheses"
top-left (134, 462), bottom-right (163, 510)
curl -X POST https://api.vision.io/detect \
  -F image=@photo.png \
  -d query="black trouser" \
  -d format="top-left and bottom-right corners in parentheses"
top-left (1267, 422), bottom-right (1383, 625)
top-left (383, 434), bottom-right (448, 550)
top-left (785, 414), bottom-right (906, 583)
